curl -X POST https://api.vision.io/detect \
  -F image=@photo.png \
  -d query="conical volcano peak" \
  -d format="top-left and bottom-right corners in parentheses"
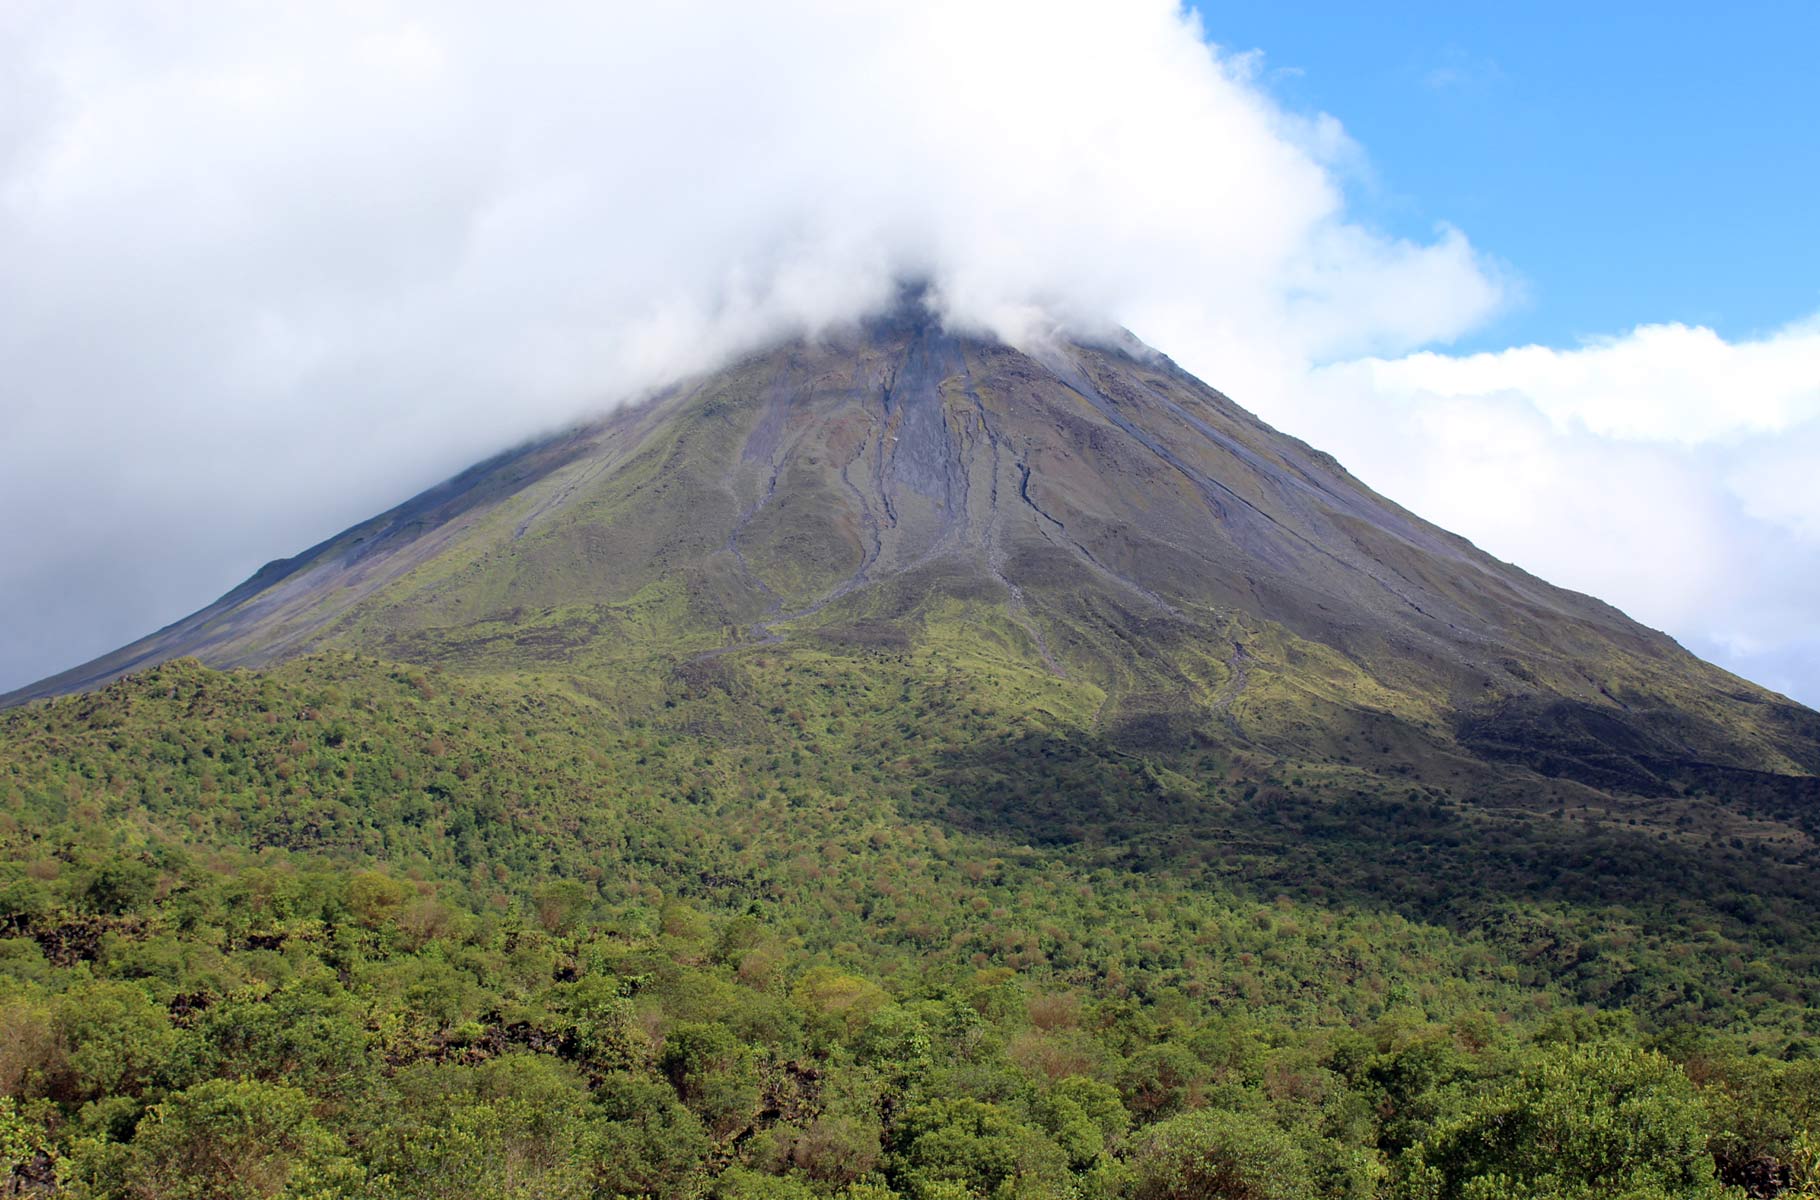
top-left (845, 277), bottom-right (1152, 373)
top-left (8, 322), bottom-right (1816, 798)
top-left (861, 277), bottom-right (945, 336)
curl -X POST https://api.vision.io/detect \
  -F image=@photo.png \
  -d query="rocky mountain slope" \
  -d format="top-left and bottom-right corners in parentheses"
top-left (11, 297), bottom-right (1815, 805)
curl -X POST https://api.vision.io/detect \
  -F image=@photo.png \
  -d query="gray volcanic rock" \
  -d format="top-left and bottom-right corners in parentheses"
top-left (8, 295), bottom-right (1817, 799)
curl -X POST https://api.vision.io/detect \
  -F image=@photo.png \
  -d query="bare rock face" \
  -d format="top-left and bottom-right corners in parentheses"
top-left (10, 296), bottom-right (1816, 797)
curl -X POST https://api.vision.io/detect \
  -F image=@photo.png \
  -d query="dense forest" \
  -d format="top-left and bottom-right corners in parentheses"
top-left (3, 653), bottom-right (1819, 1198)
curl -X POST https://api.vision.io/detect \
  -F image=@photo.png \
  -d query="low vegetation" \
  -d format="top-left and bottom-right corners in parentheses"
top-left (3, 652), bottom-right (1819, 1197)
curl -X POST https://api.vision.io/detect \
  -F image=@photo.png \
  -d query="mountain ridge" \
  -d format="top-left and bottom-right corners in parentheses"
top-left (7, 298), bottom-right (1817, 801)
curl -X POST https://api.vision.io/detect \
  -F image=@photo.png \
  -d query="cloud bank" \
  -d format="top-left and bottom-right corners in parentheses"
top-left (1246, 319), bottom-right (1820, 704)
top-left (0, 1), bottom-right (1813, 705)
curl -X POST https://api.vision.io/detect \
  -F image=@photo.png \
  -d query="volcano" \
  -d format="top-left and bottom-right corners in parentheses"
top-left (10, 290), bottom-right (1820, 1199)
top-left (8, 295), bottom-right (1817, 801)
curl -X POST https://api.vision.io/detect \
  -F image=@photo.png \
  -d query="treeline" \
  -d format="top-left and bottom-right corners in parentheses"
top-left (3, 850), bottom-right (1818, 1198)
top-left (2, 655), bottom-right (1819, 1196)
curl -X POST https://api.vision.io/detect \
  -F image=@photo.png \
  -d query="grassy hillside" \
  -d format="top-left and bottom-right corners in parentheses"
top-left (4, 652), bottom-right (1820, 1197)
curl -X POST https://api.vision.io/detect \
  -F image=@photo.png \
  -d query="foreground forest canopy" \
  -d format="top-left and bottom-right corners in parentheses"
top-left (4, 654), bottom-right (1820, 1199)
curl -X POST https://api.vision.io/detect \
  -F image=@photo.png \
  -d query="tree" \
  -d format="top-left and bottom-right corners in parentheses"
top-left (888, 1098), bottom-right (1068, 1200)
top-left (345, 871), bottom-right (411, 928)
top-left (532, 879), bottom-right (593, 934)
top-left (661, 1022), bottom-right (762, 1139)
top-left (63, 1078), bottom-right (348, 1200)
top-left (794, 968), bottom-right (892, 1045)
top-left (1395, 1041), bottom-right (1730, 1199)
top-left (0, 1097), bottom-right (48, 1187)
top-left (592, 1071), bottom-right (713, 1198)
top-left (1127, 1108), bottom-right (1312, 1200)
top-left (367, 1055), bottom-right (599, 1200)
top-left (1119, 1044), bottom-right (1205, 1120)
top-left (54, 981), bottom-right (176, 1103)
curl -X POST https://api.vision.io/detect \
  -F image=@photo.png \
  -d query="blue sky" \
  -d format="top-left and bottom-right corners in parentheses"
top-left (1197, 0), bottom-right (1820, 351)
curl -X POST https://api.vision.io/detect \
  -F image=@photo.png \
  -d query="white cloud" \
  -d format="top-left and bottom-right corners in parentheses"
top-left (0, 0), bottom-right (1503, 691)
top-left (1, 2), bottom-right (1813, 711)
top-left (1356, 318), bottom-right (1820, 443)
top-left (1219, 317), bottom-right (1820, 704)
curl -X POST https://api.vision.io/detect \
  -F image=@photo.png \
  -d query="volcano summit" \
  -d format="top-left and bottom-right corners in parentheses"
top-left (11, 297), bottom-right (1816, 806)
